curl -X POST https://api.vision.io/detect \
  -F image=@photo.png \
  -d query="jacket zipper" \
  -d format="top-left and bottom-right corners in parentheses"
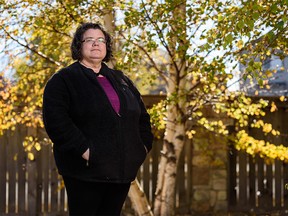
top-left (118, 115), bottom-right (124, 179)
top-left (94, 74), bottom-right (124, 177)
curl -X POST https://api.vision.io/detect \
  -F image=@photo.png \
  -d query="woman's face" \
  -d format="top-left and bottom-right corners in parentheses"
top-left (81, 28), bottom-right (107, 63)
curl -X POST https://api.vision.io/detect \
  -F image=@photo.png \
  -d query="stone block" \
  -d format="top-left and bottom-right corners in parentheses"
top-left (217, 191), bottom-right (227, 201)
top-left (212, 179), bottom-right (227, 190)
top-left (192, 167), bottom-right (210, 185)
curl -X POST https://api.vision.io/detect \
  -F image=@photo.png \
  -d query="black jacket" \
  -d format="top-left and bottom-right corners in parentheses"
top-left (42, 62), bottom-right (153, 183)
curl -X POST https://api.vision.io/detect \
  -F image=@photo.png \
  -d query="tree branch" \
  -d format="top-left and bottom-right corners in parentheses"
top-left (140, 0), bottom-right (180, 74)
top-left (119, 31), bottom-right (169, 85)
top-left (2, 27), bottom-right (64, 67)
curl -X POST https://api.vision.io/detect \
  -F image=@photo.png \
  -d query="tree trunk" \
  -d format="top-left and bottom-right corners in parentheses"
top-left (153, 1), bottom-right (187, 214)
top-left (128, 179), bottom-right (154, 216)
top-left (103, 4), bottom-right (115, 33)
top-left (153, 106), bottom-right (186, 216)
top-left (104, 4), bottom-right (154, 216)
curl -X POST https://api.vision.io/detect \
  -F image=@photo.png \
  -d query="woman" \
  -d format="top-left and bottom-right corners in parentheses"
top-left (42, 22), bottom-right (153, 215)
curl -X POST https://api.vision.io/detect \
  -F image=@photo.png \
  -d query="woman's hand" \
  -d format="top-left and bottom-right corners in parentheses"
top-left (144, 145), bottom-right (148, 154)
top-left (82, 148), bottom-right (90, 160)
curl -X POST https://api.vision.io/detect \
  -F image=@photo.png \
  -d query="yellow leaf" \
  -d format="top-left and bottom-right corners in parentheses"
top-left (186, 130), bottom-right (196, 139)
top-left (263, 123), bottom-right (272, 133)
top-left (23, 141), bottom-right (28, 147)
top-left (280, 96), bottom-right (285, 102)
top-left (28, 153), bottom-right (35, 161)
top-left (266, 50), bottom-right (271, 56)
top-left (237, 40), bottom-right (243, 49)
top-left (270, 102), bottom-right (277, 112)
top-left (14, 153), bottom-right (18, 161)
top-left (265, 70), bottom-right (273, 77)
top-left (35, 143), bottom-right (41, 151)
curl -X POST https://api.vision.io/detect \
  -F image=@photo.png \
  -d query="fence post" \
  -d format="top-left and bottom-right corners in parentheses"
top-left (0, 133), bottom-right (7, 213)
top-left (27, 127), bottom-right (37, 215)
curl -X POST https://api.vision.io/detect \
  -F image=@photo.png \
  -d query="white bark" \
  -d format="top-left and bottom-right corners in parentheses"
top-left (154, 105), bottom-right (186, 216)
top-left (128, 179), bottom-right (154, 216)
top-left (154, 3), bottom-right (187, 213)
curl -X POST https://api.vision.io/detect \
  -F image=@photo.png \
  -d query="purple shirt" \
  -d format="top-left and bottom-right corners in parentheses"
top-left (97, 76), bottom-right (120, 113)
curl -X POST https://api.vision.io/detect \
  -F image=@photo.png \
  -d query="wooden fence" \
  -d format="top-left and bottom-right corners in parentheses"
top-left (0, 125), bottom-right (165, 215)
top-left (0, 126), bottom-right (190, 215)
top-left (2, 127), bottom-right (288, 215)
top-left (228, 99), bottom-right (288, 214)
top-left (229, 150), bottom-right (288, 214)
top-left (0, 126), bottom-right (68, 216)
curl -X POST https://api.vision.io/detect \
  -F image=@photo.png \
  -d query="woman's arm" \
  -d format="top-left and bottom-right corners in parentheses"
top-left (125, 76), bottom-right (154, 152)
top-left (42, 72), bottom-right (90, 157)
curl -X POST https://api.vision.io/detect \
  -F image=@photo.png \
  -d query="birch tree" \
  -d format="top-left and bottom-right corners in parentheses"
top-left (153, 3), bottom-right (188, 215)
top-left (117, 0), bottom-right (287, 215)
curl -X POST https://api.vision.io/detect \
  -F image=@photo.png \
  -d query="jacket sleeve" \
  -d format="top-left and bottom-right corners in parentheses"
top-left (138, 95), bottom-right (154, 152)
top-left (125, 76), bottom-right (154, 152)
top-left (42, 72), bottom-right (90, 156)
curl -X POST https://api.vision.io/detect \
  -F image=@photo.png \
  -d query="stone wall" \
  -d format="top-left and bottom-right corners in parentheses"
top-left (191, 128), bottom-right (228, 213)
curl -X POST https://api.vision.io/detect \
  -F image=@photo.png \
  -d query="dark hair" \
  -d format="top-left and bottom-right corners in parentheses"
top-left (70, 22), bottom-right (113, 62)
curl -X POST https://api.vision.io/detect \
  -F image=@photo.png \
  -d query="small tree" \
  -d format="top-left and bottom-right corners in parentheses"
top-left (116, 0), bottom-right (288, 214)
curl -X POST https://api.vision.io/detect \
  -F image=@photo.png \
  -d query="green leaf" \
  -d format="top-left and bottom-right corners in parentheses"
top-left (252, 12), bottom-right (259, 20)
top-left (237, 20), bottom-right (245, 29)
top-left (224, 33), bottom-right (233, 46)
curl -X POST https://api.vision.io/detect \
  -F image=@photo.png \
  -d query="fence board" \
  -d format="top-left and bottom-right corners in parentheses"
top-left (17, 126), bottom-right (27, 214)
top-left (50, 147), bottom-right (58, 213)
top-left (27, 127), bottom-right (37, 216)
top-left (0, 133), bottom-right (7, 213)
top-left (266, 163), bottom-right (273, 209)
top-left (238, 151), bottom-right (248, 207)
top-left (27, 158), bottom-right (37, 216)
top-left (143, 153), bottom-right (151, 201)
top-left (256, 157), bottom-right (265, 208)
top-left (151, 138), bottom-right (162, 204)
top-left (36, 149), bottom-right (42, 214)
top-left (7, 130), bottom-right (16, 213)
top-left (248, 155), bottom-right (256, 207)
top-left (274, 160), bottom-right (282, 208)
top-left (42, 144), bottom-right (50, 212)
top-left (284, 163), bottom-right (288, 207)
top-left (228, 145), bottom-right (237, 207)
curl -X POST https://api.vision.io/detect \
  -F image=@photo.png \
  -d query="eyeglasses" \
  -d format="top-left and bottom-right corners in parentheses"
top-left (81, 37), bottom-right (106, 45)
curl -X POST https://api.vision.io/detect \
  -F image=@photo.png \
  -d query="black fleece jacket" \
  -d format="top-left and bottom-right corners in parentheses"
top-left (42, 62), bottom-right (153, 183)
